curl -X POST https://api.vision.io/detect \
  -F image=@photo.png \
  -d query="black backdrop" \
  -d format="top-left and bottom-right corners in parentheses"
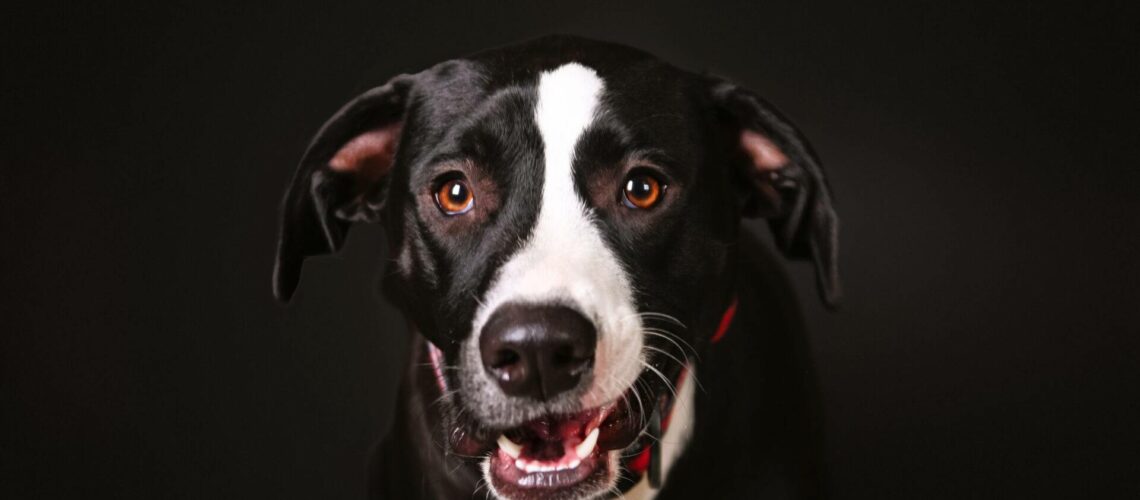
top-left (4, 1), bottom-right (1138, 498)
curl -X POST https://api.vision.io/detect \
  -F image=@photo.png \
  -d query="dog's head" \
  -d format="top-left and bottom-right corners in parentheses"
top-left (274, 36), bottom-right (838, 499)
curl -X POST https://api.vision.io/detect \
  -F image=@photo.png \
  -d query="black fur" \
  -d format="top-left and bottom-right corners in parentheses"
top-left (275, 35), bottom-right (839, 499)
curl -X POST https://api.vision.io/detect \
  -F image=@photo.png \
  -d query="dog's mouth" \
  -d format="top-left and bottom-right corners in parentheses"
top-left (489, 405), bottom-right (611, 496)
top-left (451, 389), bottom-right (647, 498)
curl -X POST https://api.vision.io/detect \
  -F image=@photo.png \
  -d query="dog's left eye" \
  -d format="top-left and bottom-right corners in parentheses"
top-left (622, 172), bottom-right (665, 209)
top-left (435, 178), bottom-right (474, 215)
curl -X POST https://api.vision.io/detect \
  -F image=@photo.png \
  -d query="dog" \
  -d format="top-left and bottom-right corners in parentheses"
top-left (274, 35), bottom-right (840, 500)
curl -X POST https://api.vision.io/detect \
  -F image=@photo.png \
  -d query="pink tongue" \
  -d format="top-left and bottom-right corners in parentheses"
top-left (527, 440), bottom-right (566, 461)
top-left (512, 411), bottom-right (592, 440)
top-left (506, 412), bottom-right (596, 460)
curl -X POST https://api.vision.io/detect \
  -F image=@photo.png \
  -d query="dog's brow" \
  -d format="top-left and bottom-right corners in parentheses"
top-left (423, 152), bottom-right (474, 169)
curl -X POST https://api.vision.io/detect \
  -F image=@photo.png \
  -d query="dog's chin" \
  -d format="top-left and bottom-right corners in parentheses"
top-left (450, 388), bottom-right (647, 500)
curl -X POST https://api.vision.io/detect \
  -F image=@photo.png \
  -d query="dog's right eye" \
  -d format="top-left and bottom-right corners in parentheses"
top-left (622, 172), bottom-right (665, 209)
top-left (434, 178), bottom-right (475, 215)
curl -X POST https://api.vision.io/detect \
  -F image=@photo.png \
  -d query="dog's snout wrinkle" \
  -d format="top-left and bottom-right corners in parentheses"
top-left (479, 304), bottom-right (597, 401)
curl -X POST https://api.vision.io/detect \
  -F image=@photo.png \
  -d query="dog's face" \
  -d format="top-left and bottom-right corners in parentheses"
top-left (275, 36), bottom-right (838, 500)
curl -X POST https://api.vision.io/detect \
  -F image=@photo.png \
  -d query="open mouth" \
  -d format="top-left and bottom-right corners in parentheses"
top-left (476, 392), bottom-right (647, 499)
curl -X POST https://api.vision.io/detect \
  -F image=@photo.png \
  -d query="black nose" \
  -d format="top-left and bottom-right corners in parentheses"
top-left (479, 304), bottom-right (597, 401)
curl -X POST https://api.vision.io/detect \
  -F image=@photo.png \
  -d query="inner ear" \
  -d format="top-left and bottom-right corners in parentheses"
top-left (740, 129), bottom-right (788, 171)
top-left (329, 122), bottom-right (403, 185)
top-left (326, 122), bottom-right (403, 223)
top-left (738, 129), bottom-right (793, 217)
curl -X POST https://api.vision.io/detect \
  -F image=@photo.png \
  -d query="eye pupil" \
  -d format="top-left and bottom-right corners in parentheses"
top-left (449, 182), bottom-right (466, 201)
top-left (628, 179), bottom-right (651, 198)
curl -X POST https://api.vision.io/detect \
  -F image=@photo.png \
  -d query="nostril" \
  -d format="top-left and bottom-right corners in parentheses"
top-left (551, 344), bottom-right (593, 367)
top-left (490, 349), bottom-right (521, 369)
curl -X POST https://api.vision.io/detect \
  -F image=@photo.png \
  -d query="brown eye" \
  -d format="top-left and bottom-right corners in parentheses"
top-left (622, 173), bottom-right (664, 209)
top-left (435, 179), bottom-right (474, 215)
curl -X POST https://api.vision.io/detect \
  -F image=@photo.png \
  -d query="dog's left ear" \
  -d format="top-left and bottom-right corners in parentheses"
top-left (709, 79), bottom-right (842, 307)
top-left (273, 74), bottom-right (416, 302)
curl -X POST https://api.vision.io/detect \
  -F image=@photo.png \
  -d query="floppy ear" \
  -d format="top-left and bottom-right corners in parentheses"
top-left (710, 79), bottom-right (842, 307)
top-left (273, 75), bottom-right (416, 302)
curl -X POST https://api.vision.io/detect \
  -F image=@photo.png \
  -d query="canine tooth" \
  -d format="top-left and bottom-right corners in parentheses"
top-left (575, 428), bottom-right (599, 459)
top-left (497, 435), bottom-right (522, 459)
top-left (515, 459), bottom-right (526, 470)
top-left (569, 458), bottom-right (581, 469)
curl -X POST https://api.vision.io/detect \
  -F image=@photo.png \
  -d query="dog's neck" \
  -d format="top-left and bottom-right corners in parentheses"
top-left (623, 367), bottom-right (697, 499)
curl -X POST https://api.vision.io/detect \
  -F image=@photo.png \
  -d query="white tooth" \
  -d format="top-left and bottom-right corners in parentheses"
top-left (569, 458), bottom-right (581, 469)
top-left (575, 428), bottom-right (599, 459)
top-left (497, 435), bottom-right (522, 459)
top-left (515, 459), bottom-right (526, 470)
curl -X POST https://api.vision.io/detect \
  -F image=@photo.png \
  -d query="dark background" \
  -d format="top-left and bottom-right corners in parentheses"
top-left (4, 1), bottom-right (1137, 498)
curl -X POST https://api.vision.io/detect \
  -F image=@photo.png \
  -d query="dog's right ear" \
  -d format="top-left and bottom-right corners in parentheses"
top-left (274, 75), bottom-right (416, 302)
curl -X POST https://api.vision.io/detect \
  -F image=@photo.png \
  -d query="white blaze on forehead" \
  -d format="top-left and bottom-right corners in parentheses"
top-left (534, 63), bottom-right (604, 188)
top-left (469, 63), bottom-right (644, 410)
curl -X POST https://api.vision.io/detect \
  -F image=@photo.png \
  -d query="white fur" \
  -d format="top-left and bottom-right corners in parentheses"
top-left (623, 368), bottom-right (697, 499)
top-left (468, 63), bottom-right (644, 410)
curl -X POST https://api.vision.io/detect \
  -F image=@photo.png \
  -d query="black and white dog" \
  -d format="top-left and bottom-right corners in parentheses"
top-left (274, 35), bottom-right (840, 500)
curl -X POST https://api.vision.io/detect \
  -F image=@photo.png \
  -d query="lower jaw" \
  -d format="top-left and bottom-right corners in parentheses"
top-left (487, 448), bottom-right (613, 500)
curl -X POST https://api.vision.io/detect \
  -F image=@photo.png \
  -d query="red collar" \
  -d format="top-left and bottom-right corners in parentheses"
top-left (710, 296), bottom-right (739, 345)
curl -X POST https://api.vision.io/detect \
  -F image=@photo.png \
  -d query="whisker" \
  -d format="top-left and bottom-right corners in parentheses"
top-left (636, 426), bottom-right (662, 445)
top-left (620, 388), bottom-right (635, 429)
top-left (418, 363), bottom-right (462, 372)
top-left (642, 326), bottom-right (696, 350)
top-left (472, 478), bottom-right (487, 497)
top-left (470, 291), bottom-right (487, 310)
top-left (428, 389), bottom-right (458, 409)
top-left (606, 480), bottom-right (625, 499)
top-left (631, 378), bottom-right (649, 428)
top-left (618, 447), bottom-right (646, 459)
top-left (685, 368), bottom-right (707, 396)
top-left (643, 341), bottom-right (706, 394)
top-left (642, 344), bottom-right (690, 371)
top-left (637, 311), bottom-right (688, 329)
top-left (640, 360), bottom-right (678, 400)
top-left (642, 329), bottom-right (699, 361)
